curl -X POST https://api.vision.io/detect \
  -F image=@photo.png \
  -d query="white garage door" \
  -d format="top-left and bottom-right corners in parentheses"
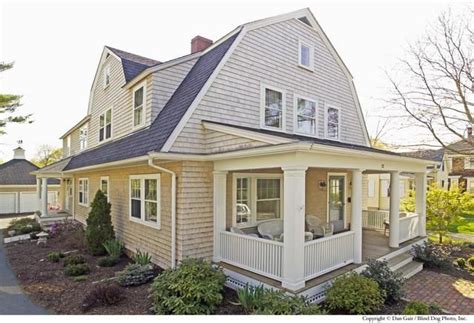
top-left (20, 192), bottom-right (37, 213)
top-left (0, 193), bottom-right (17, 214)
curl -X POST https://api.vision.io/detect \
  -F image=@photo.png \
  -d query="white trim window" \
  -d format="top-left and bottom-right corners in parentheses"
top-left (103, 65), bottom-right (111, 88)
top-left (78, 178), bottom-right (89, 206)
top-left (298, 39), bottom-right (314, 70)
top-left (79, 125), bottom-right (88, 151)
top-left (100, 176), bottom-right (110, 202)
top-left (261, 85), bottom-right (285, 130)
top-left (129, 174), bottom-right (160, 228)
top-left (325, 106), bottom-right (340, 140)
top-left (233, 174), bottom-right (282, 228)
top-left (133, 83), bottom-right (146, 128)
top-left (294, 96), bottom-right (317, 135)
top-left (99, 108), bottom-right (112, 142)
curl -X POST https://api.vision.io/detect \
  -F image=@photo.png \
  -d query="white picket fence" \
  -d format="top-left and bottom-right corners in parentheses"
top-left (362, 210), bottom-right (389, 230)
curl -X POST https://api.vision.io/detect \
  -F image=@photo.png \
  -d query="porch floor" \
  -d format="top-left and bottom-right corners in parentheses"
top-left (219, 229), bottom-right (424, 293)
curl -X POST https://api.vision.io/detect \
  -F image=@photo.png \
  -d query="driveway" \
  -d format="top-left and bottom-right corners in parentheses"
top-left (0, 214), bottom-right (48, 314)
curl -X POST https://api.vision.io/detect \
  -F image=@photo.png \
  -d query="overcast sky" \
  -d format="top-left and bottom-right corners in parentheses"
top-left (0, 0), bottom-right (466, 161)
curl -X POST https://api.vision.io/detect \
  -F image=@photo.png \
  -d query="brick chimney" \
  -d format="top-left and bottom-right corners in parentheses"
top-left (191, 36), bottom-right (213, 54)
top-left (467, 126), bottom-right (472, 142)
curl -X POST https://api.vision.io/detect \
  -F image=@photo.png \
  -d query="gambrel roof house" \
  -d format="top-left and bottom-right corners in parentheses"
top-left (34, 8), bottom-right (434, 301)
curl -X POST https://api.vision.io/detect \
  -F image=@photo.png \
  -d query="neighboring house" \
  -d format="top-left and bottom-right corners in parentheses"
top-left (366, 174), bottom-right (412, 211)
top-left (0, 147), bottom-right (60, 214)
top-left (33, 9), bottom-right (434, 300)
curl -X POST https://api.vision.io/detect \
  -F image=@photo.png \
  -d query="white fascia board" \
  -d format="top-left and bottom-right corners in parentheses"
top-left (202, 121), bottom-right (294, 145)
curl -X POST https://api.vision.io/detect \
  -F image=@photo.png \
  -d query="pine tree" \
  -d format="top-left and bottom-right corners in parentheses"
top-left (85, 190), bottom-right (115, 255)
top-left (0, 62), bottom-right (31, 135)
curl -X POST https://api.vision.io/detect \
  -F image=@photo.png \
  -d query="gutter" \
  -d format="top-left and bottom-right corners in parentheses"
top-left (147, 156), bottom-right (177, 269)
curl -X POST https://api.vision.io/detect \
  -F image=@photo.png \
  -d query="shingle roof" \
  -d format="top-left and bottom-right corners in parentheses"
top-left (64, 32), bottom-right (240, 171)
top-left (446, 140), bottom-right (474, 154)
top-left (106, 46), bottom-right (161, 82)
top-left (0, 159), bottom-right (60, 185)
top-left (400, 149), bottom-right (444, 162)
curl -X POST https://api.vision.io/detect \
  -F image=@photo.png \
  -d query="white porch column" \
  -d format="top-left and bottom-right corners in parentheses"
top-left (389, 171), bottom-right (400, 248)
top-left (41, 177), bottom-right (48, 217)
top-left (213, 171), bottom-right (227, 262)
top-left (36, 178), bottom-right (42, 212)
top-left (415, 172), bottom-right (427, 237)
top-left (351, 169), bottom-right (363, 263)
top-left (281, 167), bottom-right (307, 291)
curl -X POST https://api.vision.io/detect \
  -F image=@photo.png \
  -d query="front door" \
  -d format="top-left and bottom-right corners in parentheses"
top-left (328, 175), bottom-right (345, 232)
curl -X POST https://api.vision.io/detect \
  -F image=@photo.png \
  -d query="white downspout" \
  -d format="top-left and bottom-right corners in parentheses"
top-left (148, 157), bottom-right (177, 269)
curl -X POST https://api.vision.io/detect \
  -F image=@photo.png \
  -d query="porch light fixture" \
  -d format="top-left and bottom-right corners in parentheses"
top-left (319, 180), bottom-right (327, 190)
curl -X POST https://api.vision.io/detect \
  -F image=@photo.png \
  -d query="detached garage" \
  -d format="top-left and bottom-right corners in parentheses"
top-left (0, 147), bottom-right (60, 215)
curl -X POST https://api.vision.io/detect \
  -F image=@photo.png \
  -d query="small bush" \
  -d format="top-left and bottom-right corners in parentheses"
top-left (468, 256), bottom-right (474, 267)
top-left (82, 284), bottom-right (123, 312)
top-left (132, 250), bottom-right (152, 265)
top-left (236, 284), bottom-right (324, 314)
top-left (47, 251), bottom-right (65, 263)
top-left (7, 218), bottom-right (38, 231)
top-left (325, 273), bottom-right (385, 314)
top-left (411, 241), bottom-right (451, 268)
top-left (65, 264), bottom-right (90, 276)
top-left (150, 259), bottom-right (225, 314)
top-left (362, 259), bottom-right (405, 303)
top-left (455, 258), bottom-right (466, 268)
top-left (85, 190), bottom-right (114, 255)
top-left (403, 301), bottom-right (430, 315)
top-left (73, 275), bottom-right (88, 282)
top-left (116, 263), bottom-right (156, 287)
top-left (98, 256), bottom-right (120, 267)
top-left (103, 239), bottom-right (124, 259)
top-left (63, 254), bottom-right (86, 267)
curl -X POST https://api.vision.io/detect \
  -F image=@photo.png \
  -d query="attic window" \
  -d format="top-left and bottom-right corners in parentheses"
top-left (103, 65), bottom-right (111, 88)
top-left (298, 40), bottom-right (313, 71)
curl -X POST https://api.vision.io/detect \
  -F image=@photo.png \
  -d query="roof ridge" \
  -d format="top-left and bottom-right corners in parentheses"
top-left (105, 46), bottom-right (161, 65)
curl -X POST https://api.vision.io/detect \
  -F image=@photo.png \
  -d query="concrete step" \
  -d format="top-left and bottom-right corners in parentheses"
top-left (387, 252), bottom-right (413, 271)
top-left (395, 260), bottom-right (423, 279)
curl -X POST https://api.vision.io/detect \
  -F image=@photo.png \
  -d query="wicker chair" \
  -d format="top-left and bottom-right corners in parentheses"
top-left (305, 215), bottom-right (334, 237)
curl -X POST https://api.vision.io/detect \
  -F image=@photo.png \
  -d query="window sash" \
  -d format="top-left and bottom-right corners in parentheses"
top-left (133, 86), bottom-right (145, 127)
top-left (78, 179), bottom-right (89, 205)
top-left (326, 107), bottom-right (340, 139)
top-left (264, 88), bottom-right (283, 128)
top-left (296, 98), bottom-right (316, 135)
top-left (129, 176), bottom-right (160, 227)
top-left (99, 109), bottom-right (112, 141)
top-left (300, 44), bottom-right (310, 67)
top-left (79, 127), bottom-right (88, 150)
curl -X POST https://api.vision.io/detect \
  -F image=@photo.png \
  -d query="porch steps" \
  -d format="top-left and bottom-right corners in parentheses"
top-left (395, 260), bottom-right (423, 279)
top-left (387, 252), bottom-right (414, 271)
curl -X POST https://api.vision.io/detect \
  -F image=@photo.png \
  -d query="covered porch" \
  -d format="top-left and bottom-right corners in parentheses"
top-left (212, 147), bottom-right (430, 292)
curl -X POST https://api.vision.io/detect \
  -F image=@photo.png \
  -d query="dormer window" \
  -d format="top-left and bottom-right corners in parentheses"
top-left (325, 106), bottom-right (340, 140)
top-left (103, 65), bottom-right (111, 88)
top-left (79, 125), bottom-right (88, 151)
top-left (99, 108), bottom-right (112, 142)
top-left (133, 83), bottom-right (145, 128)
top-left (261, 85), bottom-right (285, 131)
top-left (298, 40), bottom-right (313, 70)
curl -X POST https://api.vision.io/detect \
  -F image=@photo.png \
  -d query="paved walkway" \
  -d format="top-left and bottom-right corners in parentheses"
top-left (405, 269), bottom-right (474, 315)
top-left (0, 215), bottom-right (48, 314)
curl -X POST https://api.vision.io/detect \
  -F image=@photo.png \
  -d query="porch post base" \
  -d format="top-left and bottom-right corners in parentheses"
top-left (281, 279), bottom-right (305, 291)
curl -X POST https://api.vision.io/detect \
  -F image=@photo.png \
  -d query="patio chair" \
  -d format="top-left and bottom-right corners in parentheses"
top-left (257, 219), bottom-right (283, 240)
top-left (305, 215), bottom-right (334, 237)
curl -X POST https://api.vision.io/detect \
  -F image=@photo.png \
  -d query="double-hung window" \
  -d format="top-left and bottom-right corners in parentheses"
top-left (100, 176), bottom-right (109, 202)
top-left (295, 96), bottom-right (317, 135)
top-left (78, 178), bottom-right (89, 206)
top-left (233, 174), bottom-right (282, 228)
top-left (133, 83), bottom-right (145, 128)
top-left (298, 40), bottom-right (314, 70)
top-left (129, 174), bottom-right (160, 228)
top-left (261, 85), bottom-right (285, 130)
top-left (79, 125), bottom-right (88, 151)
top-left (325, 106), bottom-right (340, 140)
top-left (99, 108), bottom-right (112, 142)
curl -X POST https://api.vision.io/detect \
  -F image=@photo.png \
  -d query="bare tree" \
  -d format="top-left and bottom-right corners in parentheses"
top-left (31, 144), bottom-right (62, 168)
top-left (386, 8), bottom-right (473, 154)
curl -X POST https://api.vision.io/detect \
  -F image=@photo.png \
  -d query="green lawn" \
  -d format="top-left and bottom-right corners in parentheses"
top-left (447, 212), bottom-right (474, 235)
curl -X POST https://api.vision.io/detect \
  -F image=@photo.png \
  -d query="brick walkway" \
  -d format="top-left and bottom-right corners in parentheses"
top-left (405, 269), bottom-right (474, 315)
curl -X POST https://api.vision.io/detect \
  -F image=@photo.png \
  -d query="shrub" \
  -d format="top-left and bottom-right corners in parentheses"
top-left (362, 259), bottom-right (405, 303)
top-left (82, 284), bottom-right (123, 312)
top-left (98, 256), bottom-right (120, 267)
top-left (63, 254), bottom-right (86, 267)
top-left (455, 258), bottom-right (466, 268)
top-left (411, 241), bottom-right (451, 268)
top-left (325, 273), bottom-right (385, 314)
top-left (403, 301), bottom-right (430, 315)
top-left (65, 264), bottom-right (90, 276)
top-left (47, 251), bottom-right (65, 263)
top-left (116, 263), bottom-right (156, 287)
top-left (85, 190), bottom-right (114, 255)
top-left (132, 250), bottom-right (152, 265)
top-left (468, 256), bottom-right (474, 267)
top-left (150, 259), bottom-right (226, 314)
top-left (19, 222), bottom-right (41, 234)
top-left (73, 275), bottom-right (88, 282)
top-left (7, 217), bottom-right (38, 231)
top-left (103, 239), bottom-right (124, 259)
top-left (236, 284), bottom-right (324, 314)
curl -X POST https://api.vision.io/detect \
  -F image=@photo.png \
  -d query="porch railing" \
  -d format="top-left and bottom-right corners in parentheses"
top-left (399, 213), bottom-right (419, 243)
top-left (218, 231), bottom-right (283, 280)
top-left (362, 210), bottom-right (389, 230)
top-left (304, 231), bottom-right (355, 280)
